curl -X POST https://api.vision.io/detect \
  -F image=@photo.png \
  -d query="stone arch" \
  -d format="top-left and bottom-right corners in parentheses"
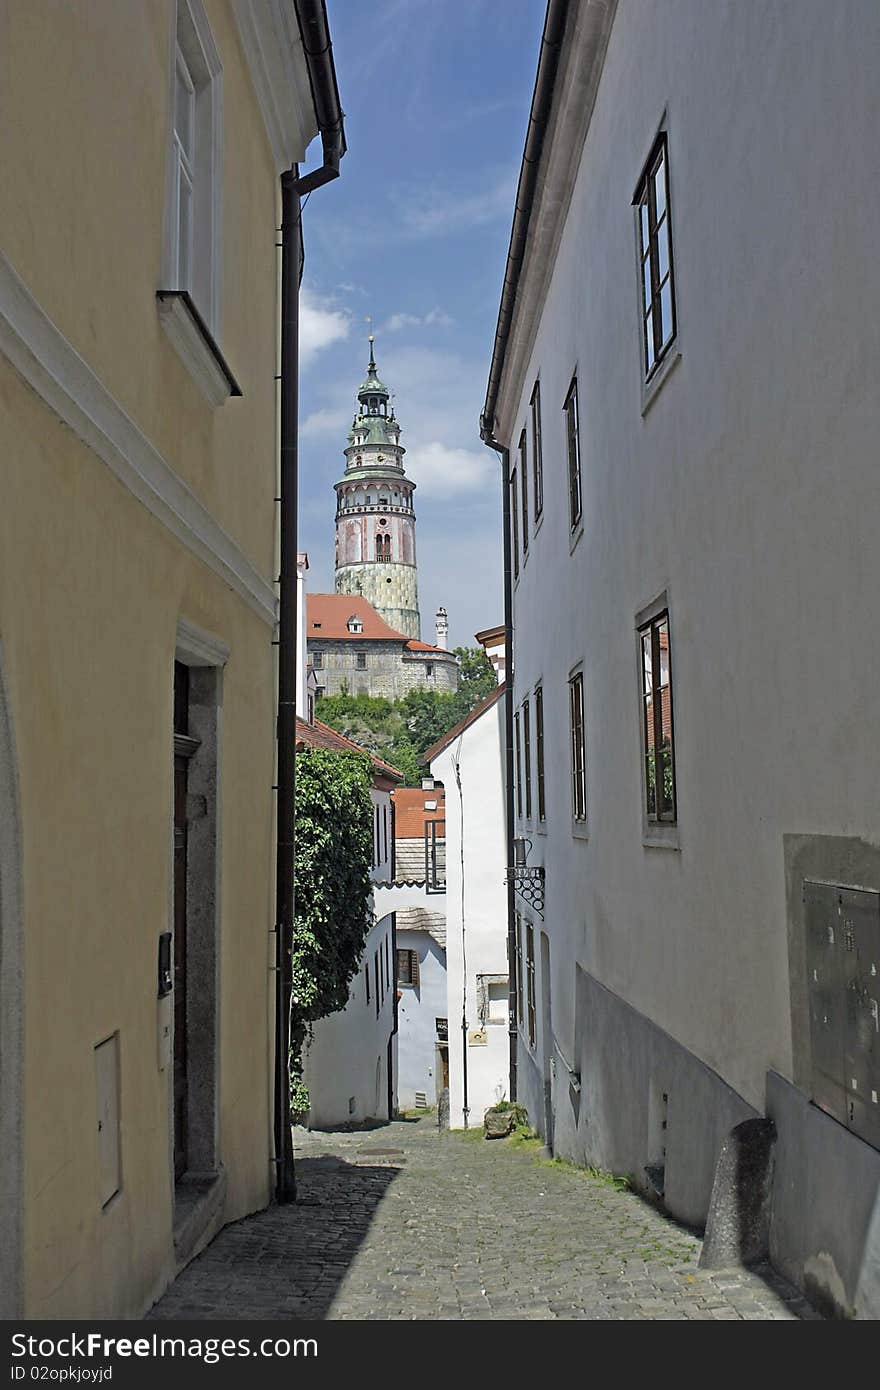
top-left (0, 644), bottom-right (23, 1317)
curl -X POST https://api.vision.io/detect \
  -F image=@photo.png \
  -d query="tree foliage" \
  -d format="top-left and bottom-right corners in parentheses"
top-left (315, 646), bottom-right (497, 785)
top-left (290, 747), bottom-right (375, 1116)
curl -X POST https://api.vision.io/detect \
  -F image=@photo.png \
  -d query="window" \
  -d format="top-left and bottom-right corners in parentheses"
top-left (426, 663), bottom-right (433, 678)
top-left (477, 975), bottom-right (509, 1025)
top-left (315, 686), bottom-right (325, 700)
top-left (522, 698), bottom-right (532, 820)
top-left (313, 651), bottom-right (324, 670)
top-left (635, 132), bottom-right (676, 380)
top-left (514, 710), bottom-right (523, 818)
top-left (307, 694), bottom-right (314, 725)
top-left (535, 685), bottom-right (546, 822)
top-left (356, 651), bottom-right (366, 670)
top-left (526, 923), bottom-right (537, 1048)
top-left (515, 914), bottom-right (524, 1024)
top-left (531, 381), bottom-right (543, 519)
top-left (511, 470), bottom-right (520, 579)
top-left (374, 952), bottom-right (380, 1016)
top-left (639, 609), bottom-right (676, 822)
top-left (172, 47), bottom-right (195, 296)
top-left (375, 534), bottom-right (391, 561)
top-left (425, 820), bottom-right (446, 892)
top-left (397, 949), bottom-right (420, 988)
top-left (365, 964), bottom-right (370, 1005)
top-left (564, 377), bottom-right (581, 530)
top-left (569, 669), bottom-right (586, 822)
top-left (166, 0), bottom-right (222, 330)
top-left (347, 616), bottom-right (363, 634)
top-left (519, 430), bottom-right (529, 554)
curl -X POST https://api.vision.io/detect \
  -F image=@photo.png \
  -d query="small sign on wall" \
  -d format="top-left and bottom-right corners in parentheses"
top-left (468, 1029), bottom-right (488, 1047)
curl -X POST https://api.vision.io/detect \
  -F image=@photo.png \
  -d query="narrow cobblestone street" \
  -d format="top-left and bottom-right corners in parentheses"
top-left (148, 1119), bottom-right (818, 1321)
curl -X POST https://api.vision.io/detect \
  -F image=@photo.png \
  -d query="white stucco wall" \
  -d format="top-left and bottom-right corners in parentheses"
top-left (498, 0), bottom-right (880, 1138)
top-left (303, 909), bottom-right (396, 1129)
top-left (430, 698), bottom-right (509, 1129)
top-left (395, 930), bottom-right (447, 1109)
top-left (296, 553), bottom-right (309, 720)
top-left (370, 785), bottom-right (393, 883)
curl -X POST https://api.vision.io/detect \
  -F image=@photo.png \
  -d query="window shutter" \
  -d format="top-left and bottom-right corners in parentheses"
top-left (410, 950), bottom-right (420, 989)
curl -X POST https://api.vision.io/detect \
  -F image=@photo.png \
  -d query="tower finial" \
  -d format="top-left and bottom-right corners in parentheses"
top-left (366, 315), bottom-right (376, 370)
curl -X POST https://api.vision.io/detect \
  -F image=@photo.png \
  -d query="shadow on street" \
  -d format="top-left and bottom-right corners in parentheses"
top-left (147, 1154), bottom-right (402, 1321)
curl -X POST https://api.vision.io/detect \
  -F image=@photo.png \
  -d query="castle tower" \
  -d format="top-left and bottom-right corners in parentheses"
top-left (333, 337), bottom-right (421, 639)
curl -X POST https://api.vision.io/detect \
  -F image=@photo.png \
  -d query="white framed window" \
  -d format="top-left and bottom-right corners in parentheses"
top-left (163, 0), bottom-right (223, 333)
top-left (172, 46), bottom-right (196, 296)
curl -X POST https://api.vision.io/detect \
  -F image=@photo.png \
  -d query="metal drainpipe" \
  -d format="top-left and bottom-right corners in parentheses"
top-left (274, 0), bottom-right (346, 1205)
top-left (274, 165), bottom-right (302, 1205)
top-left (483, 438), bottom-right (517, 1103)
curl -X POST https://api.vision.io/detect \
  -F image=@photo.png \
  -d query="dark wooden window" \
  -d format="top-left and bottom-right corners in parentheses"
top-left (531, 381), bottom-right (543, 520)
top-left (519, 429), bottom-right (528, 554)
top-left (312, 651), bottom-right (324, 669)
top-left (522, 698), bottom-right (532, 820)
top-left (569, 669), bottom-right (586, 822)
top-left (514, 710), bottom-right (523, 818)
top-left (635, 132), bottom-right (676, 379)
top-left (356, 651), bottom-right (366, 670)
top-left (511, 469), bottom-right (520, 579)
top-left (564, 376), bottom-right (581, 530)
top-left (526, 922), bottom-right (536, 1048)
top-left (397, 948), bottom-right (420, 988)
top-left (535, 685), bottom-right (546, 822)
top-left (425, 819), bottom-right (446, 892)
top-left (639, 610), bottom-right (676, 822)
top-left (515, 913), bottom-right (524, 1024)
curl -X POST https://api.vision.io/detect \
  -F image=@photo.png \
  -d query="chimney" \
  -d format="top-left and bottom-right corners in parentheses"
top-left (435, 606), bottom-right (448, 648)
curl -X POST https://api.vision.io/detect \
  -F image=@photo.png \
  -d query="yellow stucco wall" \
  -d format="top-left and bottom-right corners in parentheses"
top-left (0, 0), bottom-right (286, 1318)
top-left (0, 0), bottom-right (278, 574)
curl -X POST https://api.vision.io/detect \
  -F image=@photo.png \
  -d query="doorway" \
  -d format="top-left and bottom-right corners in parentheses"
top-left (0, 647), bottom-right (23, 1316)
top-left (540, 930), bottom-right (553, 1151)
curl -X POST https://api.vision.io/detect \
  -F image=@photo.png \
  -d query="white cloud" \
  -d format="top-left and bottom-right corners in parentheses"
top-left (299, 286), bottom-right (350, 366)
top-left (404, 441), bottom-right (495, 499)
top-left (384, 308), bottom-right (454, 333)
top-left (301, 405), bottom-right (351, 439)
top-left (397, 174), bottom-right (516, 239)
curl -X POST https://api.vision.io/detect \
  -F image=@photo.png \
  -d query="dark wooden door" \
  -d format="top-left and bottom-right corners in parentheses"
top-left (173, 664), bottom-right (189, 1180)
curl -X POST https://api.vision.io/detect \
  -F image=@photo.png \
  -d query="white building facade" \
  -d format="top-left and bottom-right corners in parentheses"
top-left (482, 0), bottom-right (880, 1316)
top-left (296, 716), bottom-right (402, 1128)
top-left (428, 688), bottom-right (509, 1130)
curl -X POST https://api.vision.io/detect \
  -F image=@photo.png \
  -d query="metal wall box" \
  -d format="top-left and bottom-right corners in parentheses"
top-left (805, 880), bottom-right (880, 1149)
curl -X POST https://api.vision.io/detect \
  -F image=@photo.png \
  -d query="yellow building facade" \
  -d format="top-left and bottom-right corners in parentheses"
top-left (0, 0), bottom-right (329, 1318)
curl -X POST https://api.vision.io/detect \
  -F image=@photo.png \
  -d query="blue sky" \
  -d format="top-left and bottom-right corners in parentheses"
top-left (297, 0), bottom-right (545, 649)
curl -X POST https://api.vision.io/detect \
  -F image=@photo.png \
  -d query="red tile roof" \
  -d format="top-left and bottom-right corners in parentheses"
top-left (295, 716), bottom-right (403, 784)
top-left (307, 593), bottom-right (409, 642)
top-left (422, 683), bottom-right (506, 764)
top-left (306, 594), bottom-right (451, 654)
top-left (393, 786), bottom-right (446, 838)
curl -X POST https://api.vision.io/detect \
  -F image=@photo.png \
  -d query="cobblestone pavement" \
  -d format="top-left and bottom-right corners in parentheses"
top-left (148, 1118), bottom-right (819, 1320)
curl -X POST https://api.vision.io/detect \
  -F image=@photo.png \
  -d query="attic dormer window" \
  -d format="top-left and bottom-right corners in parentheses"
top-left (347, 617), bottom-right (363, 634)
